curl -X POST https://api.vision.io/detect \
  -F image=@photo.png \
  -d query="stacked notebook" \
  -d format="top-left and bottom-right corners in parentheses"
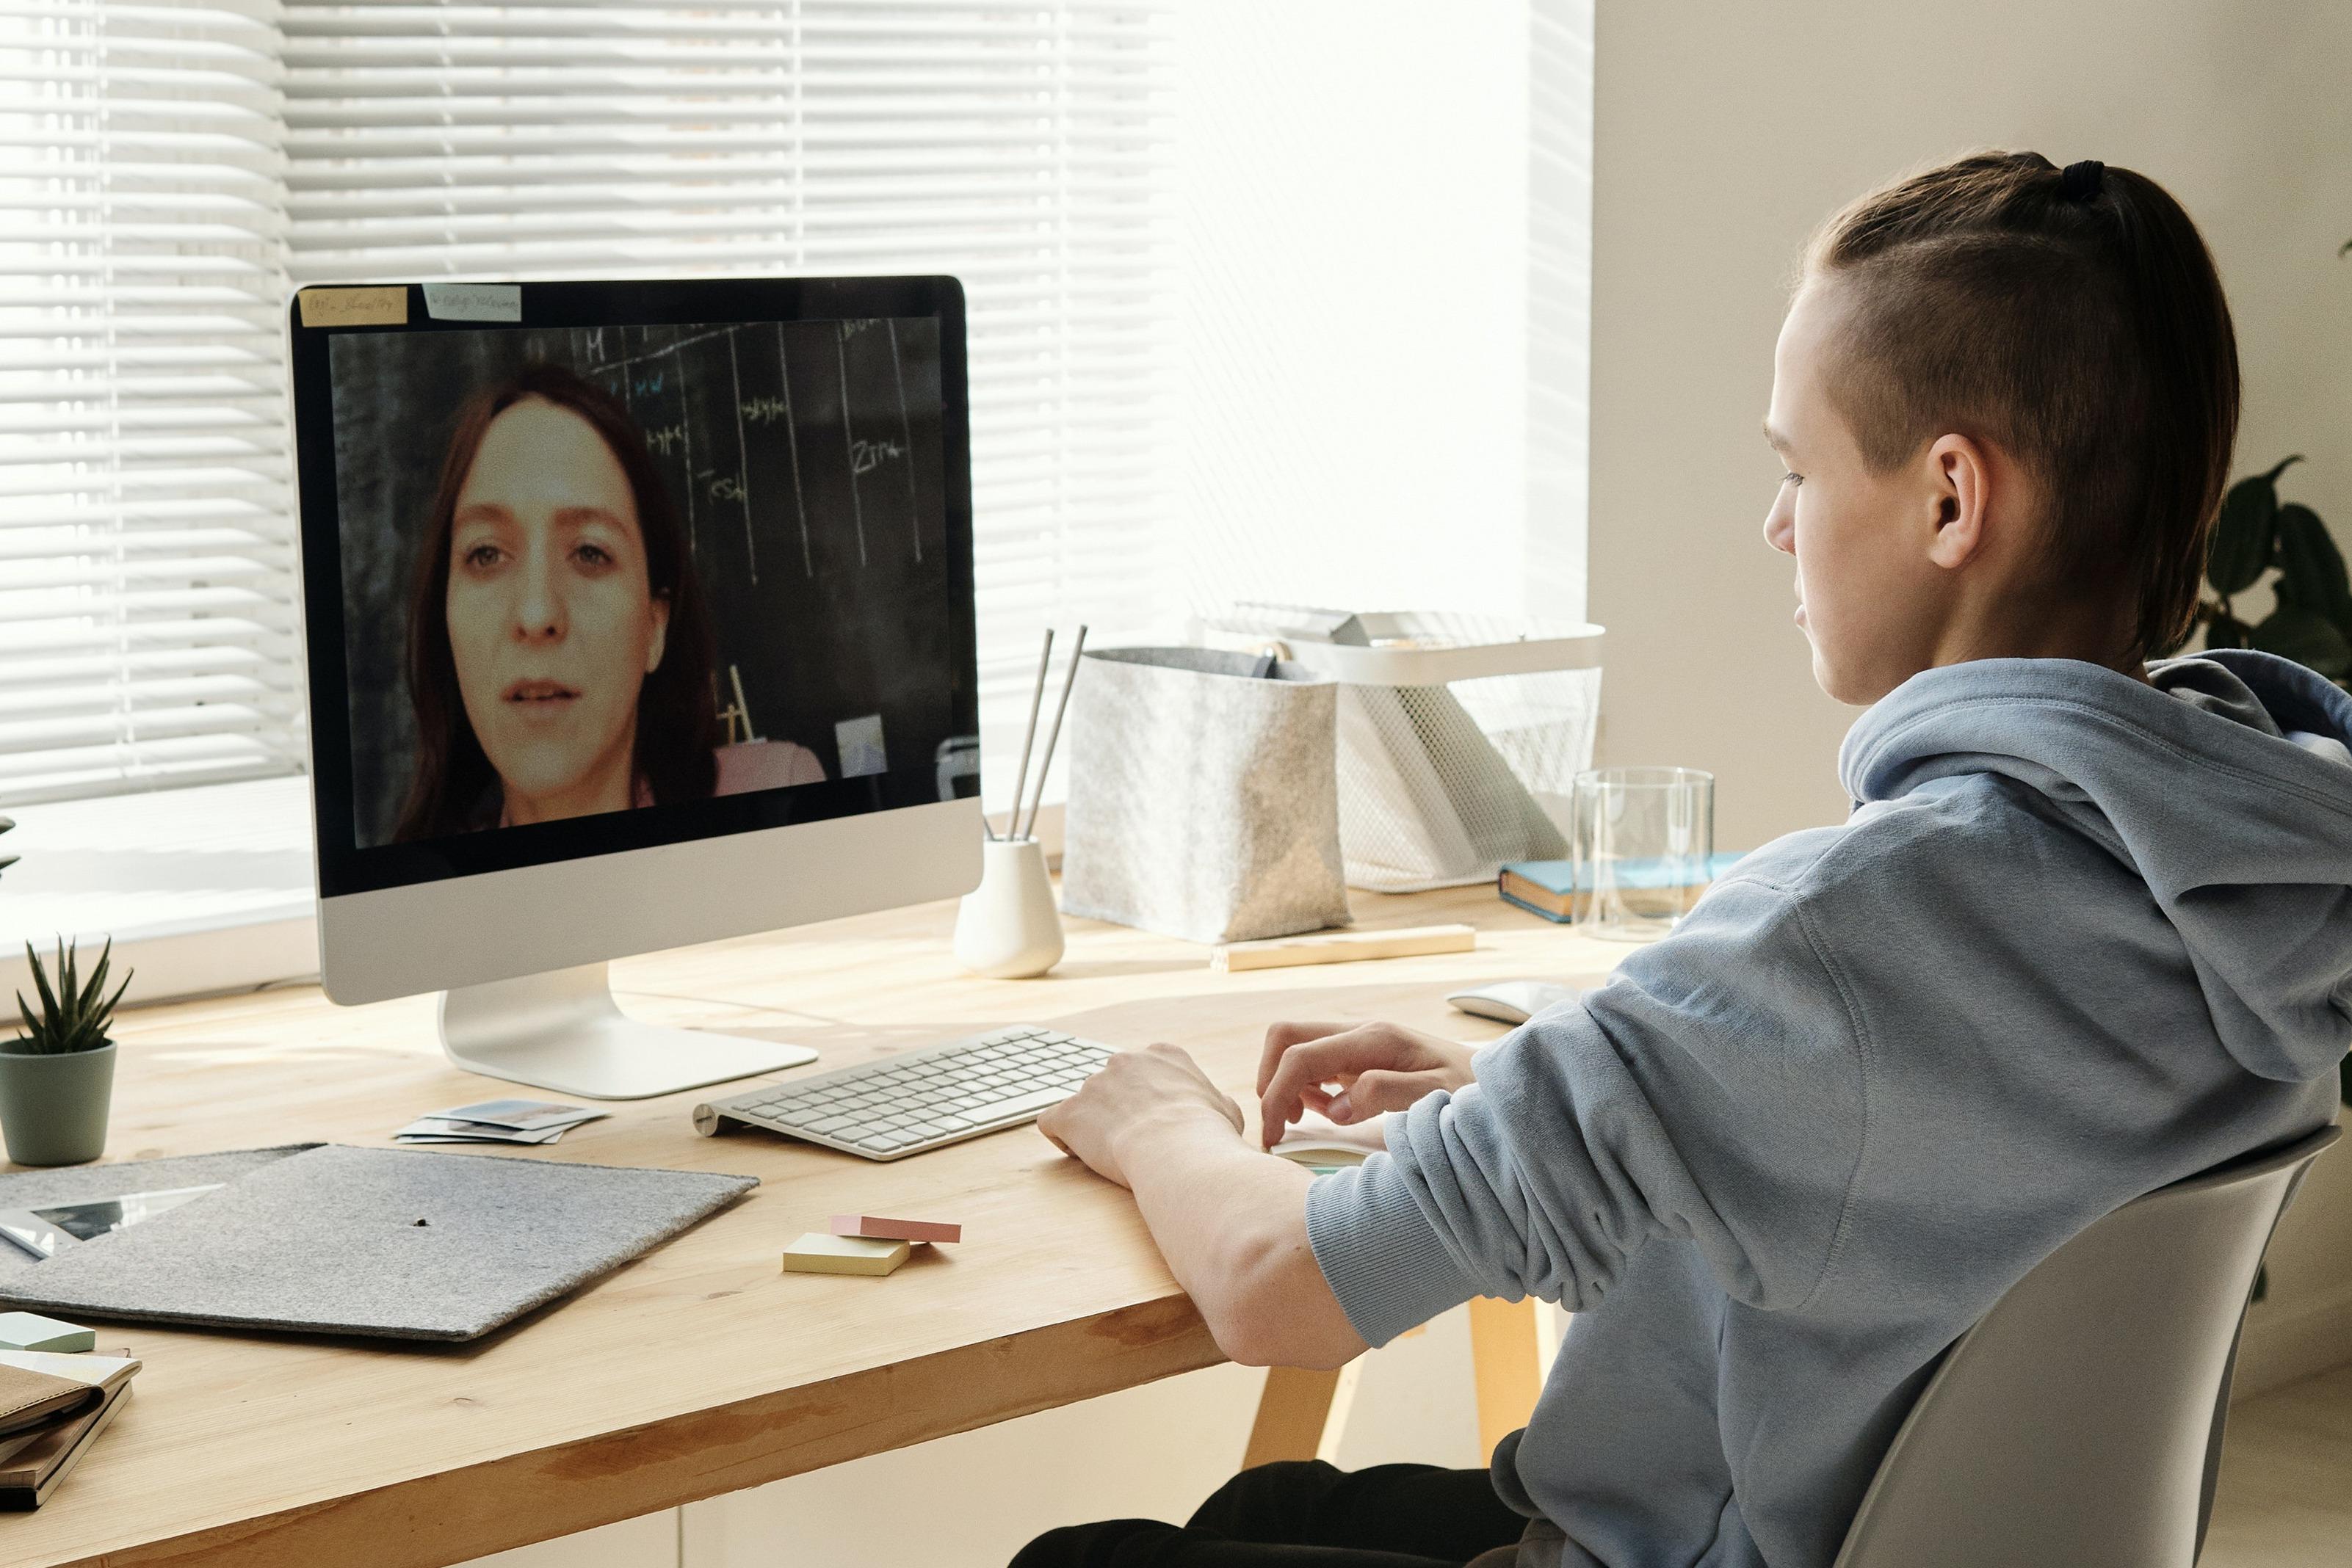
top-left (1499, 853), bottom-right (1747, 923)
top-left (0, 1346), bottom-right (140, 1509)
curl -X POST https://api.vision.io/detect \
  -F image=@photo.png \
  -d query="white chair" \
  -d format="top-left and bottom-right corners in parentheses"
top-left (1835, 1122), bottom-right (2340, 1568)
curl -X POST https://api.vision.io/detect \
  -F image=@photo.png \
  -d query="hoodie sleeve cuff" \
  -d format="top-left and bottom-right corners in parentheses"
top-left (1305, 1152), bottom-right (1485, 1348)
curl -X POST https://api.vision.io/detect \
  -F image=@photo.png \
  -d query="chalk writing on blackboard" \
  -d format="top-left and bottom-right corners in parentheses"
top-left (833, 327), bottom-right (868, 568)
top-left (725, 330), bottom-right (758, 583)
top-left (775, 321), bottom-right (812, 576)
top-left (888, 319), bottom-right (924, 565)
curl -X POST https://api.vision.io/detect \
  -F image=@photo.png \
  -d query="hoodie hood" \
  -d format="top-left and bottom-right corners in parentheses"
top-left (1841, 651), bottom-right (2352, 1083)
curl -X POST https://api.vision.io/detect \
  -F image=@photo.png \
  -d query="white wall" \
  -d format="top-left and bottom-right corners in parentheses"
top-left (1174, 0), bottom-right (1580, 620)
top-left (1589, 0), bottom-right (2352, 851)
top-left (1588, 0), bottom-right (2352, 1393)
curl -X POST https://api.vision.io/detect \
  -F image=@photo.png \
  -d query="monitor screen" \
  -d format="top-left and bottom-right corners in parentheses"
top-left (292, 278), bottom-right (977, 898)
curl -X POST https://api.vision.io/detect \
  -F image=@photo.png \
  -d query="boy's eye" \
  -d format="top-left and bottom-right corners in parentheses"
top-left (1781, 471), bottom-right (1803, 488)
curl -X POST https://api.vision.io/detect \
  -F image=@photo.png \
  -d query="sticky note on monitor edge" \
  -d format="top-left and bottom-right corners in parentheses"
top-left (782, 1232), bottom-right (911, 1277)
top-left (831, 1213), bottom-right (960, 1244)
top-left (0, 1310), bottom-right (95, 1353)
top-left (296, 286), bottom-right (408, 327)
top-left (422, 280), bottom-right (522, 322)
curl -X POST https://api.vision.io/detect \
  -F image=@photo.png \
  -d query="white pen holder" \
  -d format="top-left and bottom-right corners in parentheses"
top-left (953, 838), bottom-right (1065, 979)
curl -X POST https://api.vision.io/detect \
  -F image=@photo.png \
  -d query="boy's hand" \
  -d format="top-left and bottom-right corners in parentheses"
top-left (1257, 1020), bottom-right (1477, 1149)
top-left (1038, 1043), bottom-right (1245, 1188)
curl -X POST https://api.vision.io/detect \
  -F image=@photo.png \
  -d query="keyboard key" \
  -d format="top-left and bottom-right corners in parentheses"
top-left (966, 1086), bottom-right (1072, 1122)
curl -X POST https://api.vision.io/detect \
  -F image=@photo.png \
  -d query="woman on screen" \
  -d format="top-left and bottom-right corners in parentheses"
top-left (394, 363), bottom-right (823, 841)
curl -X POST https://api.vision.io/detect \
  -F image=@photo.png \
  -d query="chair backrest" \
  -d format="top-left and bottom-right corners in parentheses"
top-left (1834, 1123), bottom-right (2340, 1568)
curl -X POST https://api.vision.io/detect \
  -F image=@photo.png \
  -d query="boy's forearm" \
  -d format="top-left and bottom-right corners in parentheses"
top-left (1116, 1113), bottom-right (1369, 1370)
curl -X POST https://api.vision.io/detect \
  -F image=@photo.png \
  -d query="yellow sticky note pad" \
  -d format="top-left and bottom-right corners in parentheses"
top-left (297, 286), bottom-right (408, 327)
top-left (781, 1231), bottom-right (911, 1277)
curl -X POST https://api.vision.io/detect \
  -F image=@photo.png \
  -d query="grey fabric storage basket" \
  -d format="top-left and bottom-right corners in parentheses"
top-left (1060, 647), bottom-right (1351, 944)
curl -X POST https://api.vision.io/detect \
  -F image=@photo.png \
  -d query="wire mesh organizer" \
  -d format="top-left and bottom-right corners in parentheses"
top-left (1210, 610), bottom-right (1604, 893)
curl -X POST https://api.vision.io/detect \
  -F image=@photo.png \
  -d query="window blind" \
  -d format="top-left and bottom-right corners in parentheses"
top-left (0, 0), bottom-right (306, 805)
top-left (281, 0), bottom-right (1177, 803)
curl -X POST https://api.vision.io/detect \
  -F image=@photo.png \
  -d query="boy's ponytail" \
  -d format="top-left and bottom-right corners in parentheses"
top-left (1808, 151), bottom-right (2240, 663)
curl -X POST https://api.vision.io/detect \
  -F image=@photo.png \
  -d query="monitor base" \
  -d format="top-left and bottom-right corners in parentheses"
top-left (438, 962), bottom-right (817, 1101)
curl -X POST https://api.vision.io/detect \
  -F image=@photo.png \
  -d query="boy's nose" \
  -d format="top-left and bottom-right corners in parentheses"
top-left (1762, 494), bottom-right (1795, 556)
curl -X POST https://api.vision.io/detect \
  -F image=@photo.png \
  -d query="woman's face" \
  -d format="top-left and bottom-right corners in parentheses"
top-left (445, 396), bottom-right (670, 824)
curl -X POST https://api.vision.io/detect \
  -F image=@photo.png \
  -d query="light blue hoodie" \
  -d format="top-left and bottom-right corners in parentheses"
top-left (1306, 653), bottom-right (2352, 1568)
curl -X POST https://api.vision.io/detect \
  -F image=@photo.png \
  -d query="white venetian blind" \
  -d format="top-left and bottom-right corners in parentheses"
top-left (280, 0), bottom-right (1178, 801)
top-left (0, 0), bottom-right (306, 805)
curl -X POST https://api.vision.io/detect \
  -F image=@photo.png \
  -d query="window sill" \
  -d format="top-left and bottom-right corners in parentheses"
top-left (0, 775), bottom-right (319, 1012)
top-left (0, 781), bottom-right (1063, 1015)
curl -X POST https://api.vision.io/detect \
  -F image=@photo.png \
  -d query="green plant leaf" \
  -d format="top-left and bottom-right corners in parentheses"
top-left (2206, 611), bottom-right (2254, 650)
top-left (2209, 457), bottom-right (2307, 597)
top-left (2274, 503), bottom-right (2352, 639)
top-left (24, 942), bottom-right (59, 1030)
top-left (2210, 478), bottom-right (2279, 595)
top-left (74, 938), bottom-right (112, 1019)
top-left (97, 969), bottom-right (131, 1034)
top-left (2251, 604), bottom-right (2352, 678)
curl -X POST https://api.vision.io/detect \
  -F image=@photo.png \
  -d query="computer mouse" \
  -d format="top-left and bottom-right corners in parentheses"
top-left (1445, 979), bottom-right (1578, 1026)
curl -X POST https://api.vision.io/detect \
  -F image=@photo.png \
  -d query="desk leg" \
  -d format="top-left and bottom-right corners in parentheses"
top-left (1468, 1296), bottom-right (1557, 1461)
top-left (1242, 1361), bottom-right (1364, 1469)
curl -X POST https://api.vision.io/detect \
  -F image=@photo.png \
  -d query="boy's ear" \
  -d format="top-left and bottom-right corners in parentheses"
top-left (1924, 432), bottom-right (1991, 570)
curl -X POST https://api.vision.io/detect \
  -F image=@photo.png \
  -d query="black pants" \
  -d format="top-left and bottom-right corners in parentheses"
top-left (1010, 1460), bottom-right (1528, 1568)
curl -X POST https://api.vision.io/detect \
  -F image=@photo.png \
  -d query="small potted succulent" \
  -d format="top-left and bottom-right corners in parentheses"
top-left (0, 938), bottom-right (131, 1166)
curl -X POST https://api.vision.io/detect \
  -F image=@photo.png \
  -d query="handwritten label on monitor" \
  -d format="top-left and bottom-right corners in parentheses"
top-left (422, 282), bottom-right (522, 323)
top-left (297, 287), bottom-right (408, 328)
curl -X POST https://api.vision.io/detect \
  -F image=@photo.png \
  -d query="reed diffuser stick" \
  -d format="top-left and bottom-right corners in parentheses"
top-left (998, 628), bottom-right (1054, 841)
top-left (1019, 625), bottom-right (1088, 841)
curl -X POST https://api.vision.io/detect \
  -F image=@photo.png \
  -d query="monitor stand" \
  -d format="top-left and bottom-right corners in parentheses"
top-left (438, 962), bottom-right (817, 1101)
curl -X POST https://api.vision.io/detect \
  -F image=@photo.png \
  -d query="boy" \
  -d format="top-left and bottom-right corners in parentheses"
top-left (1022, 151), bottom-right (2352, 1567)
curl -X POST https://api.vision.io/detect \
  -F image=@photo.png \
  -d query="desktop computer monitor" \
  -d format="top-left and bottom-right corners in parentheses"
top-left (289, 277), bottom-right (983, 1099)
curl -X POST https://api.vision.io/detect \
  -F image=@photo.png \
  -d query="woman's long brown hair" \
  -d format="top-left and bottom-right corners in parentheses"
top-left (393, 362), bottom-right (720, 841)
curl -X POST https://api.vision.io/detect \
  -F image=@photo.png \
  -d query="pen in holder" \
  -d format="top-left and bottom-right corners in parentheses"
top-left (954, 837), bottom-right (1065, 978)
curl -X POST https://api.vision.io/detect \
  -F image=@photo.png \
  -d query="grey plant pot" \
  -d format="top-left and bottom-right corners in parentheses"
top-left (0, 1040), bottom-right (115, 1167)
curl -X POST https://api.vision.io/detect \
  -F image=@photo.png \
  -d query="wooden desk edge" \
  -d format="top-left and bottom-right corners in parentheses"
top-left (62, 1295), bottom-right (1220, 1568)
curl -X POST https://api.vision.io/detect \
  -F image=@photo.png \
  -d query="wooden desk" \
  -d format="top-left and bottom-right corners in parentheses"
top-left (5, 885), bottom-right (1629, 1568)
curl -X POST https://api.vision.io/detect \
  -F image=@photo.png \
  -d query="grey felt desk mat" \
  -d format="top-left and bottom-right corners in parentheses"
top-left (0, 1144), bottom-right (756, 1342)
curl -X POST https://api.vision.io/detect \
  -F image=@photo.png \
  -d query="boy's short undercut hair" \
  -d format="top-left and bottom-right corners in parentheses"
top-left (1806, 151), bottom-right (2239, 662)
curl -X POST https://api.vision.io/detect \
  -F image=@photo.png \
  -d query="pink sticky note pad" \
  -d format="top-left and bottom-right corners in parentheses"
top-left (831, 1213), bottom-right (961, 1244)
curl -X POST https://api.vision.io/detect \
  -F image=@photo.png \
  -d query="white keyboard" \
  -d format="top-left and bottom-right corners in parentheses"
top-left (691, 1024), bottom-right (1115, 1161)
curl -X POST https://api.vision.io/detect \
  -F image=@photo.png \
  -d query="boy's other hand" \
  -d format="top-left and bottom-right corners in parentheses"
top-left (1038, 1042), bottom-right (1245, 1188)
top-left (1256, 1021), bottom-right (1477, 1150)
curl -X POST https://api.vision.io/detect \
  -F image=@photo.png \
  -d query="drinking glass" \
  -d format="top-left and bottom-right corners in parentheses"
top-left (1571, 767), bottom-right (1715, 940)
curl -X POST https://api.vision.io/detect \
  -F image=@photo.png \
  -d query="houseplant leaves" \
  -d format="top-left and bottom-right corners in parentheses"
top-left (2207, 455), bottom-right (2303, 598)
top-left (2273, 503), bottom-right (2352, 642)
top-left (2250, 605), bottom-right (2352, 680)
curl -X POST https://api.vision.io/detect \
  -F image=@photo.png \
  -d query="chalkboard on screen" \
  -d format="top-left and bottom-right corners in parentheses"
top-left (328, 318), bottom-right (960, 847)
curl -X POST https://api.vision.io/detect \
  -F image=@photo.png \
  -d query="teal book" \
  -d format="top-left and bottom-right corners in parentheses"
top-left (1499, 852), bottom-right (1746, 924)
